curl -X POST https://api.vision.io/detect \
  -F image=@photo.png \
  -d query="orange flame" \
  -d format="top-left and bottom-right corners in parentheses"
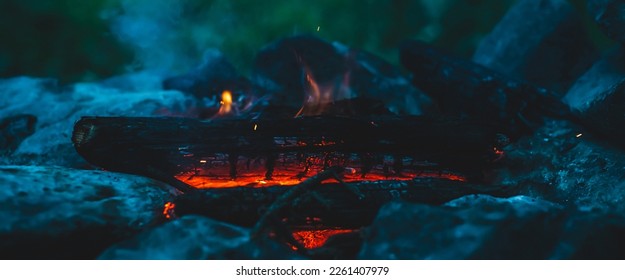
top-left (292, 229), bottom-right (355, 249)
top-left (295, 67), bottom-right (352, 117)
top-left (163, 202), bottom-right (176, 219)
top-left (216, 90), bottom-right (234, 116)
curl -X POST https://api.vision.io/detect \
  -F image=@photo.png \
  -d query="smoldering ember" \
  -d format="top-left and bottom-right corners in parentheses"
top-left (3, 0), bottom-right (625, 260)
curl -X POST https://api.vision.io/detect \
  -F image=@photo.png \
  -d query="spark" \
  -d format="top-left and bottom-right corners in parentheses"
top-left (162, 202), bottom-right (176, 219)
top-left (576, 133), bottom-right (583, 138)
top-left (253, 124), bottom-right (258, 131)
top-left (199, 160), bottom-right (207, 163)
top-left (316, 26), bottom-right (320, 32)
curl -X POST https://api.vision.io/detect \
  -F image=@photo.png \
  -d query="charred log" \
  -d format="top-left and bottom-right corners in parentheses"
top-left (174, 178), bottom-right (514, 229)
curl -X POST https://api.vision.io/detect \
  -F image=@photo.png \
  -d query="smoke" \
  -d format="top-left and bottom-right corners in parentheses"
top-left (104, 0), bottom-right (227, 76)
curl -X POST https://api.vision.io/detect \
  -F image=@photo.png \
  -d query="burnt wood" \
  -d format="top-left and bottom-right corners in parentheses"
top-left (72, 116), bottom-right (508, 191)
top-left (174, 178), bottom-right (514, 229)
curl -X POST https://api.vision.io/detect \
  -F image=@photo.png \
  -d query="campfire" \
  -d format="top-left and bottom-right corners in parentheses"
top-left (69, 34), bottom-right (536, 253)
top-left (7, 0), bottom-right (625, 260)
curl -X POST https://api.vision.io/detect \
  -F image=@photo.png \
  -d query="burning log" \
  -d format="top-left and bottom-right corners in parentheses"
top-left (400, 40), bottom-right (573, 139)
top-left (72, 115), bottom-right (508, 192)
top-left (173, 177), bottom-right (514, 229)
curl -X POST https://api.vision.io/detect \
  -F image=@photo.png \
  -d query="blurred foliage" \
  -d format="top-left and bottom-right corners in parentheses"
top-left (0, 0), bottom-right (132, 83)
top-left (0, 0), bottom-right (616, 83)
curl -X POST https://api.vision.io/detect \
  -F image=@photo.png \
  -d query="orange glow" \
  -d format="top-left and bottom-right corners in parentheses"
top-left (292, 229), bottom-right (355, 249)
top-left (216, 90), bottom-right (233, 117)
top-left (163, 202), bottom-right (176, 219)
top-left (175, 169), bottom-right (466, 189)
top-left (493, 147), bottom-right (505, 161)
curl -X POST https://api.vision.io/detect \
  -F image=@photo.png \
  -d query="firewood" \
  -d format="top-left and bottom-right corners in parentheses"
top-left (174, 177), bottom-right (514, 229)
top-left (72, 116), bottom-right (508, 192)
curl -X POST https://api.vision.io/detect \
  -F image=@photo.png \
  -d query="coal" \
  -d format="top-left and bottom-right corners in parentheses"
top-left (400, 40), bottom-right (571, 139)
top-left (163, 49), bottom-right (252, 99)
top-left (473, 0), bottom-right (596, 94)
top-left (0, 165), bottom-right (177, 259)
top-left (0, 114), bottom-right (36, 155)
top-left (563, 49), bottom-right (625, 144)
top-left (588, 0), bottom-right (625, 45)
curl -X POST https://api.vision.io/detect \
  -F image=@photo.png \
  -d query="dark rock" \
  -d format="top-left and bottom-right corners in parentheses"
top-left (0, 77), bottom-right (196, 167)
top-left (0, 165), bottom-right (177, 259)
top-left (163, 49), bottom-right (252, 99)
top-left (359, 195), bottom-right (625, 259)
top-left (251, 35), bottom-right (432, 115)
top-left (563, 49), bottom-right (625, 144)
top-left (0, 114), bottom-right (36, 155)
top-left (359, 196), bottom-right (564, 259)
top-left (474, 0), bottom-right (596, 94)
top-left (494, 119), bottom-right (625, 214)
top-left (400, 40), bottom-right (572, 139)
top-left (588, 0), bottom-right (625, 45)
top-left (98, 215), bottom-right (300, 260)
top-left (551, 211), bottom-right (625, 259)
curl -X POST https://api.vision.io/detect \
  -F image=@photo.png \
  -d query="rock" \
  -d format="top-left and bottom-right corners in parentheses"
top-left (473, 0), bottom-right (596, 94)
top-left (359, 195), bottom-right (625, 259)
top-left (0, 77), bottom-right (197, 167)
top-left (0, 114), bottom-right (36, 155)
top-left (551, 211), bottom-right (625, 259)
top-left (162, 49), bottom-right (252, 99)
top-left (588, 0), bottom-right (625, 45)
top-left (494, 119), bottom-right (625, 215)
top-left (400, 40), bottom-right (571, 139)
top-left (98, 215), bottom-right (300, 260)
top-left (251, 35), bottom-right (432, 115)
top-left (0, 165), bottom-right (177, 259)
top-left (358, 196), bottom-right (564, 259)
top-left (563, 49), bottom-right (625, 144)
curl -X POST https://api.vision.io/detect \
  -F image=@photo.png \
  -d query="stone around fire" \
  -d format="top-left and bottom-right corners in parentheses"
top-left (0, 165), bottom-right (176, 259)
top-left (474, 0), bottom-right (596, 95)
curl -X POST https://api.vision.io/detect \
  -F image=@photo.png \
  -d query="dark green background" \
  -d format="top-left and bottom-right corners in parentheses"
top-left (0, 0), bottom-right (612, 84)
